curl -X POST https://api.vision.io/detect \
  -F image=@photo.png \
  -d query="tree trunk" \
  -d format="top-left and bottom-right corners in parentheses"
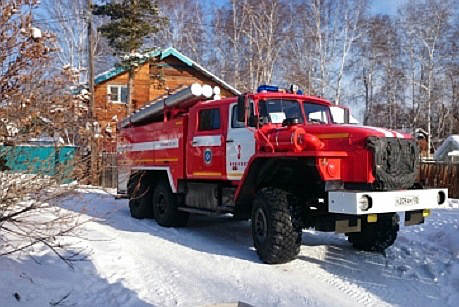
top-left (127, 68), bottom-right (134, 115)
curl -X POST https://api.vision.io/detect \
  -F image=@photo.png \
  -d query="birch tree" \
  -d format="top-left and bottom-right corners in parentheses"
top-left (211, 0), bottom-right (250, 90)
top-left (154, 0), bottom-right (207, 63)
top-left (40, 0), bottom-right (112, 80)
top-left (289, 0), bottom-right (368, 104)
top-left (211, 0), bottom-right (292, 92)
top-left (40, 0), bottom-right (88, 83)
top-left (398, 0), bottom-right (454, 154)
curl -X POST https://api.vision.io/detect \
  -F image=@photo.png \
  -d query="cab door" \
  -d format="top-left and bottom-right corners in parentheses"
top-left (226, 103), bottom-right (255, 180)
top-left (187, 106), bottom-right (226, 179)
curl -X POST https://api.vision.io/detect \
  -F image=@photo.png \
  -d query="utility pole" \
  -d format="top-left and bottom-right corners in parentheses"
top-left (363, 67), bottom-right (369, 126)
top-left (87, 0), bottom-right (94, 118)
top-left (126, 0), bottom-right (138, 116)
top-left (87, 0), bottom-right (97, 185)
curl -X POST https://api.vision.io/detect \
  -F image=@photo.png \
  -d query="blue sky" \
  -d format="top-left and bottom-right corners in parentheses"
top-left (202, 0), bottom-right (406, 16)
top-left (371, 0), bottom-right (406, 15)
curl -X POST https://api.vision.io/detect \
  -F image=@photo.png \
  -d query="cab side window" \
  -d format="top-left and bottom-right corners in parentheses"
top-left (198, 108), bottom-right (221, 131)
top-left (304, 102), bottom-right (330, 124)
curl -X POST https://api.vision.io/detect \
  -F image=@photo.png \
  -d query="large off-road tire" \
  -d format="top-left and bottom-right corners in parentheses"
top-left (128, 173), bottom-right (154, 219)
top-left (347, 213), bottom-right (399, 252)
top-left (252, 187), bottom-right (303, 264)
top-left (153, 181), bottom-right (189, 227)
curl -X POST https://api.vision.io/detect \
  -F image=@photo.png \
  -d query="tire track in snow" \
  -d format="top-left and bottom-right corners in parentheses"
top-left (63, 191), bottom-right (451, 306)
top-left (79, 218), bottom-right (182, 305)
top-left (291, 230), bottom-right (446, 307)
top-left (84, 209), bottom-right (359, 306)
top-left (285, 246), bottom-right (378, 306)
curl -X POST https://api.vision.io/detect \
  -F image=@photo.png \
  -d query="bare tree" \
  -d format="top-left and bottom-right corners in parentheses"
top-left (211, 0), bottom-right (249, 91)
top-left (40, 0), bottom-right (88, 83)
top-left (443, 16), bottom-right (459, 136)
top-left (1, 0), bottom-right (91, 262)
top-left (356, 15), bottom-right (405, 128)
top-left (37, 0), bottom-right (112, 83)
top-left (334, 0), bottom-right (368, 105)
top-left (398, 0), bottom-right (455, 154)
top-left (288, 0), bottom-right (368, 104)
top-left (211, 0), bottom-right (293, 92)
top-left (154, 0), bottom-right (207, 62)
top-left (244, 0), bottom-right (293, 90)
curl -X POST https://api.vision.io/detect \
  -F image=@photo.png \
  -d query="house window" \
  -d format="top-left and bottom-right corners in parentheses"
top-left (108, 85), bottom-right (128, 103)
top-left (198, 108), bottom-right (221, 131)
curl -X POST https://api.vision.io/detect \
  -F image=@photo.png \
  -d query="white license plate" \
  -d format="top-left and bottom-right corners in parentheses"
top-left (395, 196), bottom-right (419, 207)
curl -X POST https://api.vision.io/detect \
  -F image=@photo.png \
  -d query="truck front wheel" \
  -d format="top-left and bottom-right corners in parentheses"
top-left (252, 187), bottom-right (302, 264)
top-left (347, 213), bottom-right (399, 252)
top-left (153, 181), bottom-right (189, 227)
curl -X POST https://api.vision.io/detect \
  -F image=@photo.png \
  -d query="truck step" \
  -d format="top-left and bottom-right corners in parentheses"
top-left (177, 206), bottom-right (232, 215)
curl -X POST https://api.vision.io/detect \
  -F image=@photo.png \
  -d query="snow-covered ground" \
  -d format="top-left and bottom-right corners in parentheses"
top-left (1, 189), bottom-right (458, 306)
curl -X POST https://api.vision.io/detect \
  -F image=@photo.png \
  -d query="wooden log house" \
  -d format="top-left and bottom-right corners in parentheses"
top-left (93, 47), bottom-right (240, 151)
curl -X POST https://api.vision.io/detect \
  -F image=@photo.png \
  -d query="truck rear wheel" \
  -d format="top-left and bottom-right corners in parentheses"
top-left (347, 213), bottom-right (399, 252)
top-left (252, 187), bottom-right (302, 264)
top-left (128, 173), bottom-right (154, 219)
top-left (153, 181), bottom-right (189, 227)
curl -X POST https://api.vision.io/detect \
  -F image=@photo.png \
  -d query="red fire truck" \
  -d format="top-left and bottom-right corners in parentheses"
top-left (117, 84), bottom-right (447, 264)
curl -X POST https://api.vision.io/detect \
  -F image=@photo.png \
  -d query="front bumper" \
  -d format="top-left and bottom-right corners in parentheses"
top-left (328, 188), bottom-right (448, 215)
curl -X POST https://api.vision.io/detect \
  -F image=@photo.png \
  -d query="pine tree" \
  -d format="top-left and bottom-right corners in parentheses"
top-left (93, 0), bottom-right (164, 114)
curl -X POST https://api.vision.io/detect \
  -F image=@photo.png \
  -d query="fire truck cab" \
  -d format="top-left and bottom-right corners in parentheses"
top-left (118, 84), bottom-right (448, 264)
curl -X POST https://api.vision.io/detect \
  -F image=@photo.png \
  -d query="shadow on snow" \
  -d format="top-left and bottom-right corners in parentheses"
top-left (1, 251), bottom-right (151, 306)
top-left (60, 190), bottom-right (444, 307)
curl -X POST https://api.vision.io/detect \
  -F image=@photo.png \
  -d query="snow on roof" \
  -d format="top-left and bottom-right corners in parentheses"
top-left (433, 135), bottom-right (459, 161)
top-left (94, 47), bottom-right (241, 96)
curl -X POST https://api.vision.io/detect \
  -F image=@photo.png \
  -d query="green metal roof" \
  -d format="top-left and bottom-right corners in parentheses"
top-left (94, 47), bottom-right (240, 95)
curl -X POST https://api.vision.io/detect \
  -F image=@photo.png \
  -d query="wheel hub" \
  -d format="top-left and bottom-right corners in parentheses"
top-left (156, 193), bottom-right (167, 216)
top-left (254, 208), bottom-right (268, 242)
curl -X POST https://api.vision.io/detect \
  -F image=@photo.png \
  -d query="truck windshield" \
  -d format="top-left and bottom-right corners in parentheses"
top-left (259, 99), bottom-right (303, 124)
top-left (303, 102), bottom-right (330, 124)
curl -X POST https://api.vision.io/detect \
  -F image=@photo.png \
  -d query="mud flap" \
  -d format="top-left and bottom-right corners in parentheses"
top-left (335, 216), bottom-right (361, 233)
top-left (404, 210), bottom-right (424, 226)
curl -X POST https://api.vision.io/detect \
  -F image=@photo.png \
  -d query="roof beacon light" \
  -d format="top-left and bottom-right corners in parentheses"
top-left (257, 85), bottom-right (279, 93)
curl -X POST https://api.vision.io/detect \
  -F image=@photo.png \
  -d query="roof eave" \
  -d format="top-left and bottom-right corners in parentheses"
top-left (93, 47), bottom-right (240, 96)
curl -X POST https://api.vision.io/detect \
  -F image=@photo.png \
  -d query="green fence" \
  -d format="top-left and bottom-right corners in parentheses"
top-left (0, 145), bottom-right (77, 179)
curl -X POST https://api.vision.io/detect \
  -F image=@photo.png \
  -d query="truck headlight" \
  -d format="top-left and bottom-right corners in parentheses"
top-left (359, 195), bottom-right (372, 211)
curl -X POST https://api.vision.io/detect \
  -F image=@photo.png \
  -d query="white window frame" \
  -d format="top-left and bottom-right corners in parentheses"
top-left (108, 85), bottom-right (128, 104)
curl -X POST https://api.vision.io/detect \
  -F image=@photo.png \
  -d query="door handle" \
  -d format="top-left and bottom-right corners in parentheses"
top-left (226, 139), bottom-right (234, 143)
top-left (192, 141), bottom-right (198, 145)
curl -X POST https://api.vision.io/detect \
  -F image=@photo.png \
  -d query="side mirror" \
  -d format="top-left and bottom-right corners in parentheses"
top-left (248, 115), bottom-right (257, 127)
top-left (237, 95), bottom-right (246, 123)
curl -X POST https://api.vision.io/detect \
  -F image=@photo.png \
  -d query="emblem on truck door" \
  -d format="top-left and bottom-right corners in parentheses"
top-left (204, 148), bottom-right (212, 165)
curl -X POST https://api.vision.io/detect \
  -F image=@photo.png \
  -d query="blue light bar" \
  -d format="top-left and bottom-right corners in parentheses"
top-left (257, 85), bottom-right (279, 93)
